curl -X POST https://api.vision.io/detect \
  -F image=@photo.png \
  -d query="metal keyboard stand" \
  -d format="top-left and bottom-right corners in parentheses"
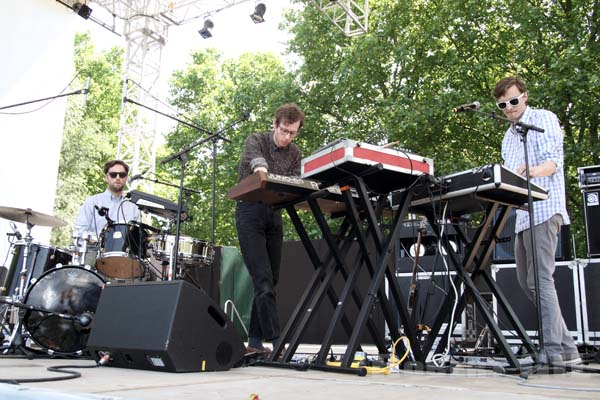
top-left (416, 200), bottom-right (538, 373)
top-left (263, 166), bottom-right (426, 374)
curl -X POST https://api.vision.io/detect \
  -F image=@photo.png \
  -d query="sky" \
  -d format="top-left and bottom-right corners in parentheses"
top-left (84, 1), bottom-right (296, 95)
top-left (78, 0), bottom-right (297, 135)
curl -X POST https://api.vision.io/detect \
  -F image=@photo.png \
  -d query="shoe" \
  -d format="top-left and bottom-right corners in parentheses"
top-left (545, 353), bottom-right (564, 366)
top-left (562, 352), bottom-right (582, 365)
top-left (246, 346), bottom-right (272, 355)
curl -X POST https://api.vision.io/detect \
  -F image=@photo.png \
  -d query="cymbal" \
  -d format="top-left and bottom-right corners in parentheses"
top-left (0, 206), bottom-right (67, 227)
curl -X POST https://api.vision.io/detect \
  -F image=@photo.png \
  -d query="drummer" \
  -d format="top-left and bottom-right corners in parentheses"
top-left (75, 159), bottom-right (140, 241)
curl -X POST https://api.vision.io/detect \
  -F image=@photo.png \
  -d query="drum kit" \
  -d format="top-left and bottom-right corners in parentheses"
top-left (0, 205), bottom-right (214, 357)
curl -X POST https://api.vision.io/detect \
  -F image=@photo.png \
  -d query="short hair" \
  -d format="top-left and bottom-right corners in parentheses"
top-left (492, 76), bottom-right (527, 99)
top-left (103, 159), bottom-right (130, 175)
top-left (274, 103), bottom-right (305, 129)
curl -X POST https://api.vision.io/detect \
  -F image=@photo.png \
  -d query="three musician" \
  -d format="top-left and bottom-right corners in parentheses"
top-left (1, 84), bottom-right (582, 366)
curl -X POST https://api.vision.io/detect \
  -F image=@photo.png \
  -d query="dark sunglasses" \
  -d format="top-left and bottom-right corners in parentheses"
top-left (496, 92), bottom-right (525, 110)
top-left (107, 172), bottom-right (127, 178)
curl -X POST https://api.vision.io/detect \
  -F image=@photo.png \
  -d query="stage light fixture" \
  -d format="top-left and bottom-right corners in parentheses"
top-left (250, 3), bottom-right (266, 24)
top-left (72, 2), bottom-right (93, 20)
top-left (198, 19), bottom-right (214, 39)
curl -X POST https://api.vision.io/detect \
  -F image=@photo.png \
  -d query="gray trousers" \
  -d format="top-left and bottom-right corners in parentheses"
top-left (514, 214), bottom-right (578, 357)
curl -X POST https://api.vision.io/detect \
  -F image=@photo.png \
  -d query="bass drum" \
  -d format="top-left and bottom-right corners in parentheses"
top-left (23, 266), bottom-right (106, 356)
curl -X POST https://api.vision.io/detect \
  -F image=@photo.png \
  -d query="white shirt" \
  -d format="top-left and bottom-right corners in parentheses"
top-left (75, 190), bottom-right (140, 240)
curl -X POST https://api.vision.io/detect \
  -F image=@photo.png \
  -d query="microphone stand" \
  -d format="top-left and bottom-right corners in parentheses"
top-left (126, 97), bottom-right (245, 280)
top-left (0, 88), bottom-right (88, 110)
top-left (462, 108), bottom-right (547, 365)
top-left (137, 175), bottom-right (202, 196)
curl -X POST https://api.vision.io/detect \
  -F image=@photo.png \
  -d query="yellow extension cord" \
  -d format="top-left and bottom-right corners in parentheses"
top-left (325, 336), bottom-right (411, 375)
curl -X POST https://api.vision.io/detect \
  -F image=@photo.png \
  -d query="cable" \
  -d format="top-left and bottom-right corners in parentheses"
top-left (0, 363), bottom-right (98, 384)
top-left (431, 202), bottom-right (459, 368)
top-left (0, 72), bottom-right (81, 115)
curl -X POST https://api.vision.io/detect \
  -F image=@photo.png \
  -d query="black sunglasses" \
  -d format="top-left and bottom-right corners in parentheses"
top-left (107, 172), bottom-right (127, 178)
top-left (496, 92), bottom-right (525, 110)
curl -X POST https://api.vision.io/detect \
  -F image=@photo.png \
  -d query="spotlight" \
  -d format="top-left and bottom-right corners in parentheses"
top-left (198, 19), bottom-right (214, 39)
top-left (250, 3), bottom-right (266, 24)
top-left (72, 2), bottom-right (93, 20)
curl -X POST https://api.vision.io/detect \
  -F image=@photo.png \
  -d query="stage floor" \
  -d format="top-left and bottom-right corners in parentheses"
top-left (1, 349), bottom-right (599, 400)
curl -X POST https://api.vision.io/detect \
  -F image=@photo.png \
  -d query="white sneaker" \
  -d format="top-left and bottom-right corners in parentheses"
top-left (562, 353), bottom-right (582, 365)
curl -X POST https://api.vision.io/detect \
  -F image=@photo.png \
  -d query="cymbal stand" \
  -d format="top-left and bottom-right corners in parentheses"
top-left (1, 213), bottom-right (35, 355)
top-left (15, 214), bottom-right (35, 301)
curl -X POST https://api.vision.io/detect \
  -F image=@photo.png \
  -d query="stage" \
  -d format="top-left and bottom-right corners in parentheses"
top-left (1, 349), bottom-right (599, 400)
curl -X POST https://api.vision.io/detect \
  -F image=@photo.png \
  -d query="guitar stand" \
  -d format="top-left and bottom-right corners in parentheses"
top-left (264, 169), bottom-right (427, 374)
top-left (417, 201), bottom-right (538, 374)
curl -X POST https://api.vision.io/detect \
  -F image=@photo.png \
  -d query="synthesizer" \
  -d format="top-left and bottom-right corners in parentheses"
top-left (127, 190), bottom-right (185, 220)
top-left (404, 164), bottom-right (549, 215)
top-left (301, 139), bottom-right (434, 193)
top-left (228, 171), bottom-right (335, 205)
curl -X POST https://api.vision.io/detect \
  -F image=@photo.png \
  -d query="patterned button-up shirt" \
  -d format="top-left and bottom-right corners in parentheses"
top-left (237, 131), bottom-right (302, 182)
top-left (501, 106), bottom-right (570, 233)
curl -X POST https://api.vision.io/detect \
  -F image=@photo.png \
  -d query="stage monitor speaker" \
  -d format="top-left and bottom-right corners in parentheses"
top-left (492, 209), bottom-right (571, 263)
top-left (87, 280), bottom-right (245, 372)
top-left (582, 189), bottom-right (600, 257)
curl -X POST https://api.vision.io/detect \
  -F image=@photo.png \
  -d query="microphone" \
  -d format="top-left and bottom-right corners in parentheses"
top-left (94, 205), bottom-right (106, 216)
top-left (95, 206), bottom-right (113, 224)
top-left (129, 167), bottom-right (150, 182)
top-left (452, 101), bottom-right (480, 113)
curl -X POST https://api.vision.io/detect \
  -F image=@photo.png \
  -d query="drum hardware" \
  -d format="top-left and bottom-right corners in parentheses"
top-left (150, 233), bottom-right (215, 281)
top-left (71, 227), bottom-right (98, 268)
top-left (0, 206), bottom-right (67, 355)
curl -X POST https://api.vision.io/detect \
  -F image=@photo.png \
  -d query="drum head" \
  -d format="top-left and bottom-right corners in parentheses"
top-left (23, 266), bottom-right (105, 355)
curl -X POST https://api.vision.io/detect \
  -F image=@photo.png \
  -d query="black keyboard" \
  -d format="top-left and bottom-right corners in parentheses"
top-left (127, 190), bottom-right (186, 220)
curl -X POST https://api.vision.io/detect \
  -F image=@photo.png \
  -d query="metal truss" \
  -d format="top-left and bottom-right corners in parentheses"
top-left (314, 0), bottom-right (369, 37)
top-left (73, 1), bottom-right (252, 181)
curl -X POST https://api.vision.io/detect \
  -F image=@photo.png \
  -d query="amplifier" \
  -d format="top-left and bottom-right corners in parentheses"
top-left (578, 165), bottom-right (600, 189)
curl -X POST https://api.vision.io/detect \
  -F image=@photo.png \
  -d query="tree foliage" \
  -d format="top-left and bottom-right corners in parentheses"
top-left (284, 0), bottom-right (600, 257)
top-left (54, 1), bottom-right (600, 257)
top-left (52, 32), bottom-right (123, 246)
top-left (163, 50), bottom-right (304, 245)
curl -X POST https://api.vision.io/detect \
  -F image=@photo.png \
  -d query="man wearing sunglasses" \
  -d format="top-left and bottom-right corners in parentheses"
top-left (75, 159), bottom-right (140, 241)
top-left (235, 103), bottom-right (305, 355)
top-left (494, 76), bottom-right (580, 366)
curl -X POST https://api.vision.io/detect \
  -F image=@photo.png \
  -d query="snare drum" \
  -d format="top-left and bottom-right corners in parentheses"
top-left (96, 222), bottom-right (148, 280)
top-left (153, 235), bottom-right (214, 266)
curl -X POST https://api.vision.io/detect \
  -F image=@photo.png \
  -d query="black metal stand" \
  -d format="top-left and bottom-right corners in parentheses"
top-left (415, 201), bottom-right (537, 372)
top-left (126, 96), bottom-right (245, 278)
top-left (263, 169), bottom-right (427, 374)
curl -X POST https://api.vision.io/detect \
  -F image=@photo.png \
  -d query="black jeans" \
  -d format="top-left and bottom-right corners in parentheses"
top-left (235, 201), bottom-right (283, 341)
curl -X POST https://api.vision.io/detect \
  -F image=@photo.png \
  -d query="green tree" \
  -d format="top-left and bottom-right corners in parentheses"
top-left (164, 49), bottom-right (304, 246)
top-left (286, 0), bottom-right (600, 257)
top-left (52, 32), bottom-right (124, 246)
